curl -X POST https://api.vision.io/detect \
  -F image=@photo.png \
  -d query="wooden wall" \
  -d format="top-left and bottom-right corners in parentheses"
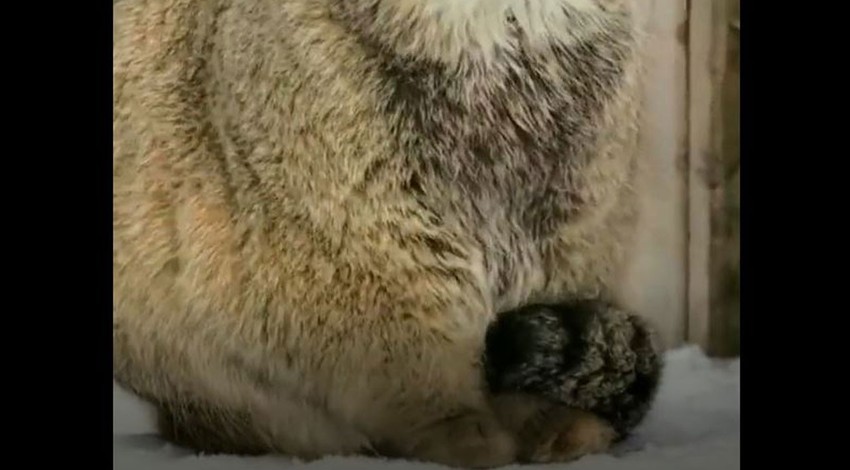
top-left (618, 0), bottom-right (690, 350)
top-left (618, 0), bottom-right (740, 356)
top-left (686, 0), bottom-right (740, 357)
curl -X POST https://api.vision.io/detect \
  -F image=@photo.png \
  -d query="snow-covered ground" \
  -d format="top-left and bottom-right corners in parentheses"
top-left (113, 346), bottom-right (740, 470)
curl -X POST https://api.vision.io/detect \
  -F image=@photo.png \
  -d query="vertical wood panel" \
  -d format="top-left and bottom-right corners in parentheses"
top-left (687, 0), bottom-right (715, 351)
top-left (617, 0), bottom-right (690, 349)
top-left (714, 0), bottom-right (739, 357)
top-left (687, 0), bottom-right (740, 356)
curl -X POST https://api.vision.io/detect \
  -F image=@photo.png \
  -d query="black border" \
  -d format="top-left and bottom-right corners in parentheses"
top-left (739, 0), bottom-right (838, 466)
top-left (12, 1), bottom-right (112, 466)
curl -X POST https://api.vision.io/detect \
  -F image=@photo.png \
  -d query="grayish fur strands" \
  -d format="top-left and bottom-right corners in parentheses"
top-left (484, 301), bottom-right (663, 438)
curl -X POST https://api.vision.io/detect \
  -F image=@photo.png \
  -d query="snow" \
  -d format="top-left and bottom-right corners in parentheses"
top-left (113, 346), bottom-right (739, 470)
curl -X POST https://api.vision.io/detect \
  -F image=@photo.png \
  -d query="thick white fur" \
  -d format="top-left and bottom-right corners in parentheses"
top-left (370, 0), bottom-right (615, 64)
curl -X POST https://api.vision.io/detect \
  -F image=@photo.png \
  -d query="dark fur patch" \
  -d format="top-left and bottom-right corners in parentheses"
top-left (156, 400), bottom-right (269, 455)
top-left (592, 315), bottom-right (663, 437)
top-left (484, 301), bottom-right (662, 438)
top-left (367, 16), bottom-right (635, 238)
top-left (484, 303), bottom-right (594, 394)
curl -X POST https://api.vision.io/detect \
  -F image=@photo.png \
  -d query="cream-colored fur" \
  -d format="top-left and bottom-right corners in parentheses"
top-left (113, 0), bottom-right (644, 467)
top-left (351, 0), bottom-right (611, 65)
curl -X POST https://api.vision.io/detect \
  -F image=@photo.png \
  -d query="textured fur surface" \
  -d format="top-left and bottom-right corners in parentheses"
top-left (113, 0), bottom-right (655, 467)
top-left (484, 301), bottom-right (662, 438)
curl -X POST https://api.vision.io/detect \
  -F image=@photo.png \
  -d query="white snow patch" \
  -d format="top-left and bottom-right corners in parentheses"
top-left (113, 346), bottom-right (739, 470)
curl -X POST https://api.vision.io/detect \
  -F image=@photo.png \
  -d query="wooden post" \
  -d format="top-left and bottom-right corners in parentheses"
top-left (686, 0), bottom-right (740, 356)
top-left (618, 0), bottom-right (690, 350)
